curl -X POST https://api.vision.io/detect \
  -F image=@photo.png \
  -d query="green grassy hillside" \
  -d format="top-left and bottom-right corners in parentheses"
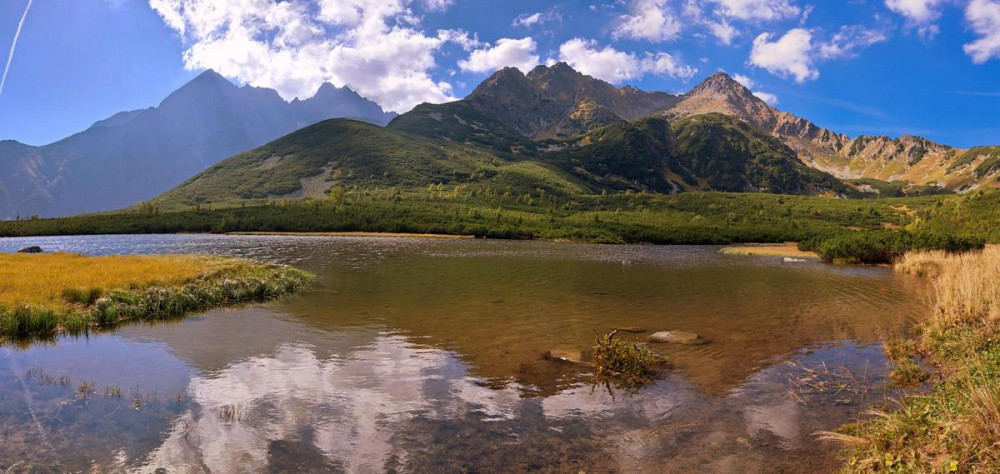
top-left (670, 114), bottom-right (846, 195)
top-left (156, 119), bottom-right (590, 210)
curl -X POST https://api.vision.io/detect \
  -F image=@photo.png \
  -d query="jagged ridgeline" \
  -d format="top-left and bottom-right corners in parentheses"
top-left (153, 63), bottom-right (994, 209)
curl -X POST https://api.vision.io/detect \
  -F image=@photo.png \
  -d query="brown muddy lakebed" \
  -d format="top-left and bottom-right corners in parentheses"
top-left (0, 235), bottom-right (930, 472)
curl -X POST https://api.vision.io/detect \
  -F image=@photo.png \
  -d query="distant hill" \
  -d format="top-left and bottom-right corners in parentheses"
top-left (0, 70), bottom-right (396, 219)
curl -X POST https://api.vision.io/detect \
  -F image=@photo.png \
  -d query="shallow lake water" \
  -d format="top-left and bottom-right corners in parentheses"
top-left (0, 235), bottom-right (930, 472)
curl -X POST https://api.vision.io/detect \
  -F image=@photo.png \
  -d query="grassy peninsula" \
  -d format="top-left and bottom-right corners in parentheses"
top-left (0, 253), bottom-right (313, 339)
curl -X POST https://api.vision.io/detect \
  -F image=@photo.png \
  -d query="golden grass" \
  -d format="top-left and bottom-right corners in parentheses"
top-left (0, 252), bottom-right (313, 338)
top-left (719, 243), bottom-right (819, 259)
top-left (897, 246), bottom-right (1000, 326)
top-left (0, 253), bottom-right (224, 310)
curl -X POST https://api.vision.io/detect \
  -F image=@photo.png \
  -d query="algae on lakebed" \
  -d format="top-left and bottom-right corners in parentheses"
top-left (0, 252), bottom-right (314, 338)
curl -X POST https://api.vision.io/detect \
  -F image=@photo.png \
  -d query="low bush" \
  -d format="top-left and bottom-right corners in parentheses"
top-left (799, 230), bottom-right (984, 264)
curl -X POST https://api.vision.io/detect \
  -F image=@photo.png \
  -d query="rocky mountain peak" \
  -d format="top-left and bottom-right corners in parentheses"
top-left (688, 72), bottom-right (756, 100)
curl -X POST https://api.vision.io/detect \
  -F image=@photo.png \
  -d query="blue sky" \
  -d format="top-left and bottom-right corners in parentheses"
top-left (0, 0), bottom-right (998, 148)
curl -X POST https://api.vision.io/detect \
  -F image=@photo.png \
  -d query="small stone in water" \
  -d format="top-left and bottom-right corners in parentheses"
top-left (648, 331), bottom-right (707, 345)
top-left (546, 349), bottom-right (583, 363)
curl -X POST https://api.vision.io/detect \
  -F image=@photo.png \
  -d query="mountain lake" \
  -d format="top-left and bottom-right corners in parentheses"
top-left (0, 235), bottom-right (930, 472)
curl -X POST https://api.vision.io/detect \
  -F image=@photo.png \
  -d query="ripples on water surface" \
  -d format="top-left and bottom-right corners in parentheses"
top-left (0, 235), bottom-right (930, 472)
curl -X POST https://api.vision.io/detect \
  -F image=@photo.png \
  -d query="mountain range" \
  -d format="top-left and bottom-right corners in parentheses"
top-left (157, 64), bottom-right (1000, 210)
top-left (0, 71), bottom-right (395, 219)
top-left (5, 64), bottom-right (999, 218)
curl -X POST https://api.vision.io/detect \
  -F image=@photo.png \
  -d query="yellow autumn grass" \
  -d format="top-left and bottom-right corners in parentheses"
top-left (0, 253), bottom-right (223, 310)
top-left (896, 245), bottom-right (1000, 326)
top-left (719, 243), bottom-right (819, 259)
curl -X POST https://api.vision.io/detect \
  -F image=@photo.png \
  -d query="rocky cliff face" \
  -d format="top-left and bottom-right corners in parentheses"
top-left (666, 72), bottom-right (850, 158)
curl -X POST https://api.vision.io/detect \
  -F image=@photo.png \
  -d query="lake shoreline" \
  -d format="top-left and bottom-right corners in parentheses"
top-left (831, 248), bottom-right (1000, 472)
top-left (227, 231), bottom-right (475, 239)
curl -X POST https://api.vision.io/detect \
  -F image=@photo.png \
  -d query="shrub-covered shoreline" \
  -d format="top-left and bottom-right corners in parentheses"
top-left (0, 254), bottom-right (314, 339)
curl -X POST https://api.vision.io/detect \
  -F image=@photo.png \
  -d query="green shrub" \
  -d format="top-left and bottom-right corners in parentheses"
top-left (799, 231), bottom-right (984, 264)
top-left (592, 330), bottom-right (663, 388)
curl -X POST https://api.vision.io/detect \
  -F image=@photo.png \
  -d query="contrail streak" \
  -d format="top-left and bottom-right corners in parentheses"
top-left (0, 0), bottom-right (34, 95)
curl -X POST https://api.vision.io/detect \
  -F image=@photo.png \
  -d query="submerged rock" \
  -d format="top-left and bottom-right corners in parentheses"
top-left (546, 349), bottom-right (583, 363)
top-left (648, 331), bottom-right (708, 345)
top-left (17, 246), bottom-right (43, 253)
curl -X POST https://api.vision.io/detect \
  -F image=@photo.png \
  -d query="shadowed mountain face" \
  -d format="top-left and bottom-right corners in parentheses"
top-left (0, 71), bottom-right (396, 219)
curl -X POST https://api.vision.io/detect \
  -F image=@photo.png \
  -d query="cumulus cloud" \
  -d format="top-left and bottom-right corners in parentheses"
top-left (884, 0), bottom-right (944, 37)
top-left (749, 24), bottom-right (889, 83)
top-left (963, 0), bottom-right (1000, 64)
top-left (148, 0), bottom-right (468, 112)
top-left (707, 20), bottom-right (739, 45)
top-left (817, 25), bottom-right (890, 59)
top-left (710, 0), bottom-right (801, 21)
top-left (557, 38), bottom-right (697, 83)
top-left (749, 28), bottom-right (818, 83)
top-left (613, 0), bottom-right (682, 43)
top-left (458, 37), bottom-right (540, 74)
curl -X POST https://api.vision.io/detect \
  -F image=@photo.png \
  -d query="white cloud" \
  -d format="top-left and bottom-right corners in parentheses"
top-left (733, 73), bottom-right (755, 88)
top-left (753, 90), bottom-right (779, 105)
top-left (963, 0), bottom-right (1000, 64)
top-left (613, 0), bottom-right (682, 43)
top-left (458, 37), bottom-right (540, 74)
top-left (749, 28), bottom-right (818, 83)
top-left (884, 0), bottom-right (943, 37)
top-left (512, 8), bottom-right (562, 28)
top-left (710, 0), bottom-right (801, 21)
top-left (557, 38), bottom-right (696, 83)
top-left (817, 25), bottom-right (889, 59)
top-left (148, 0), bottom-right (466, 113)
top-left (707, 20), bottom-right (739, 45)
top-left (513, 13), bottom-right (544, 27)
